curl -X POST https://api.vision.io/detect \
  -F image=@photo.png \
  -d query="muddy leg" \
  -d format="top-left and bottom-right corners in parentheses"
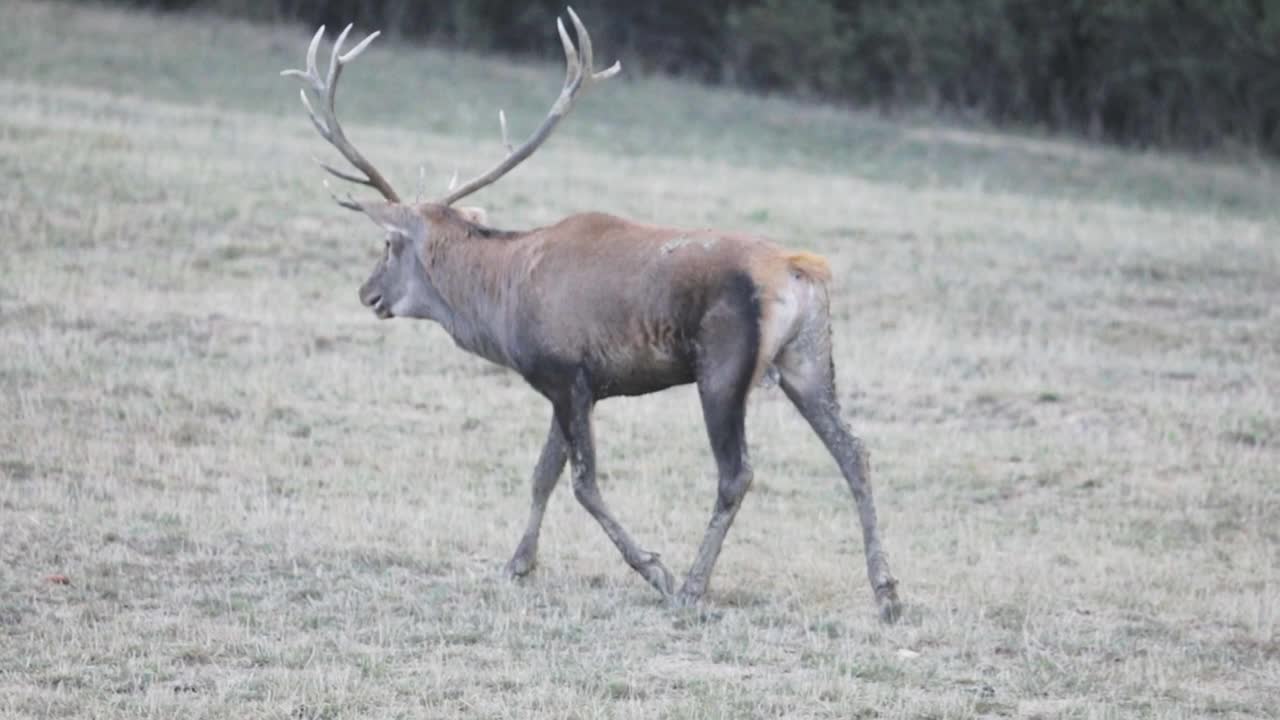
top-left (505, 416), bottom-right (568, 577)
top-left (678, 351), bottom-right (756, 606)
top-left (779, 355), bottom-right (902, 623)
top-left (558, 372), bottom-right (674, 600)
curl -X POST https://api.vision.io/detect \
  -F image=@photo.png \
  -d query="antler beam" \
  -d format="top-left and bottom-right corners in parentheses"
top-left (436, 7), bottom-right (620, 206)
top-left (282, 25), bottom-right (401, 204)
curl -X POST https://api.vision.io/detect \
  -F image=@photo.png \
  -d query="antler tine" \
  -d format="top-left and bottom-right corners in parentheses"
top-left (437, 8), bottom-right (620, 206)
top-left (323, 179), bottom-right (362, 212)
top-left (325, 24), bottom-right (354, 98)
top-left (316, 157), bottom-right (372, 186)
top-left (566, 7), bottom-right (593, 82)
top-left (340, 30), bottom-right (381, 64)
top-left (282, 25), bottom-right (401, 204)
top-left (594, 59), bottom-right (622, 81)
top-left (556, 17), bottom-right (582, 92)
top-left (566, 8), bottom-right (620, 82)
top-left (280, 29), bottom-right (322, 89)
top-left (304, 25), bottom-right (323, 80)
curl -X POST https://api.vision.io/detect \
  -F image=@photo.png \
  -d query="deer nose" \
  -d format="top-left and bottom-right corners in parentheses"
top-left (359, 288), bottom-right (380, 307)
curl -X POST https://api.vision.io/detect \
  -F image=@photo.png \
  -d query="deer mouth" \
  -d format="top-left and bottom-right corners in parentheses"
top-left (363, 292), bottom-right (393, 319)
top-left (363, 288), bottom-right (391, 316)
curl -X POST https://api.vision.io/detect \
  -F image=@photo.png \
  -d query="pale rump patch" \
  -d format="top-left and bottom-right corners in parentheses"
top-left (747, 252), bottom-right (824, 386)
top-left (769, 289), bottom-right (834, 395)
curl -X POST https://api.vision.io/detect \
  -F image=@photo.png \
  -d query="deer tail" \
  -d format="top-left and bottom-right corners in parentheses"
top-left (784, 251), bottom-right (832, 284)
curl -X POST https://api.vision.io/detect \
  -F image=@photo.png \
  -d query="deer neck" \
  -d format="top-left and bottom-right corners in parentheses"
top-left (423, 232), bottom-right (522, 368)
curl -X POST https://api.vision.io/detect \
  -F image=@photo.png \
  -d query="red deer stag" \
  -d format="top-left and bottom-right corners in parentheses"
top-left (282, 9), bottom-right (902, 621)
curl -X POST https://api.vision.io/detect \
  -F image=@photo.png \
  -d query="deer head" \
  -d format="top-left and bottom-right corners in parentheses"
top-left (347, 204), bottom-right (434, 320)
top-left (281, 9), bottom-right (620, 320)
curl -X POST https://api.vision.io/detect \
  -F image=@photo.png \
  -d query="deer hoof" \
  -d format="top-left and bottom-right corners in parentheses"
top-left (504, 535), bottom-right (540, 578)
top-left (639, 554), bottom-right (675, 598)
top-left (673, 587), bottom-right (703, 608)
top-left (504, 552), bottom-right (537, 579)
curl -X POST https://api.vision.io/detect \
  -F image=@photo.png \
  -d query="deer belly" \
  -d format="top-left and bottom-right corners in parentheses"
top-left (587, 336), bottom-right (696, 397)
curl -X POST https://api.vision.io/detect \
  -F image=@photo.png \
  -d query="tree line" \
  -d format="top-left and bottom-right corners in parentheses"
top-left (114, 0), bottom-right (1280, 156)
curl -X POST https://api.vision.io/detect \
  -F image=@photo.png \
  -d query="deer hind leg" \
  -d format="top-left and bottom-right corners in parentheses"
top-left (678, 277), bottom-right (760, 606)
top-left (775, 320), bottom-right (902, 623)
top-left (557, 370), bottom-right (675, 600)
top-left (505, 416), bottom-right (567, 578)
top-left (677, 367), bottom-right (754, 605)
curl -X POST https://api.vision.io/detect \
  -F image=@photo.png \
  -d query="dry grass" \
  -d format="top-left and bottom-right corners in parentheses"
top-left (3, 2), bottom-right (1279, 718)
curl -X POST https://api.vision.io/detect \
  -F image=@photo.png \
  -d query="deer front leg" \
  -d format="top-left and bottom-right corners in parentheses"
top-left (505, 417), bottom-right (568, 578)
top-left (556, 372), bottom-right (675, 600)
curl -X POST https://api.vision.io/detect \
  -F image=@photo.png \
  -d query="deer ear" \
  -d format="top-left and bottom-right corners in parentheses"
top-left (456, 206), bottom-right (489, 226)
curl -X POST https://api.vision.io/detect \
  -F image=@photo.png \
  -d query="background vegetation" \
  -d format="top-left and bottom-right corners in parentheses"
top-left (108, 0), bottom-right (1280, 156)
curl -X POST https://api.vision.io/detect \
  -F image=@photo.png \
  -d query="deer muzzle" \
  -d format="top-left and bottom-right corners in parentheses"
top-left (358, 286), bottom-right (393, 319)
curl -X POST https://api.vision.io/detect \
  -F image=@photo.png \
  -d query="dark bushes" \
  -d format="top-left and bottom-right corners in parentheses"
top-left (102, 0), bottom-right (1280, 155)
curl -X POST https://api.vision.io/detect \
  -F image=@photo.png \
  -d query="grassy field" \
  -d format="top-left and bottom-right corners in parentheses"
top-left (2, 1), bottom-right (1278, 717)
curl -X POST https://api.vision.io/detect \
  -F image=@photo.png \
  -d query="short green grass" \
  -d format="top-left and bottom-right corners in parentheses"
top-left (2, 2), bottom-right (1278, 718)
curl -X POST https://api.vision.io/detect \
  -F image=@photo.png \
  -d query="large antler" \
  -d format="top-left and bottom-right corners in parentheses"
top-left (437, 7), bottom-right (620, 206)
top-left (282, 25), bottom-right (401, 204)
